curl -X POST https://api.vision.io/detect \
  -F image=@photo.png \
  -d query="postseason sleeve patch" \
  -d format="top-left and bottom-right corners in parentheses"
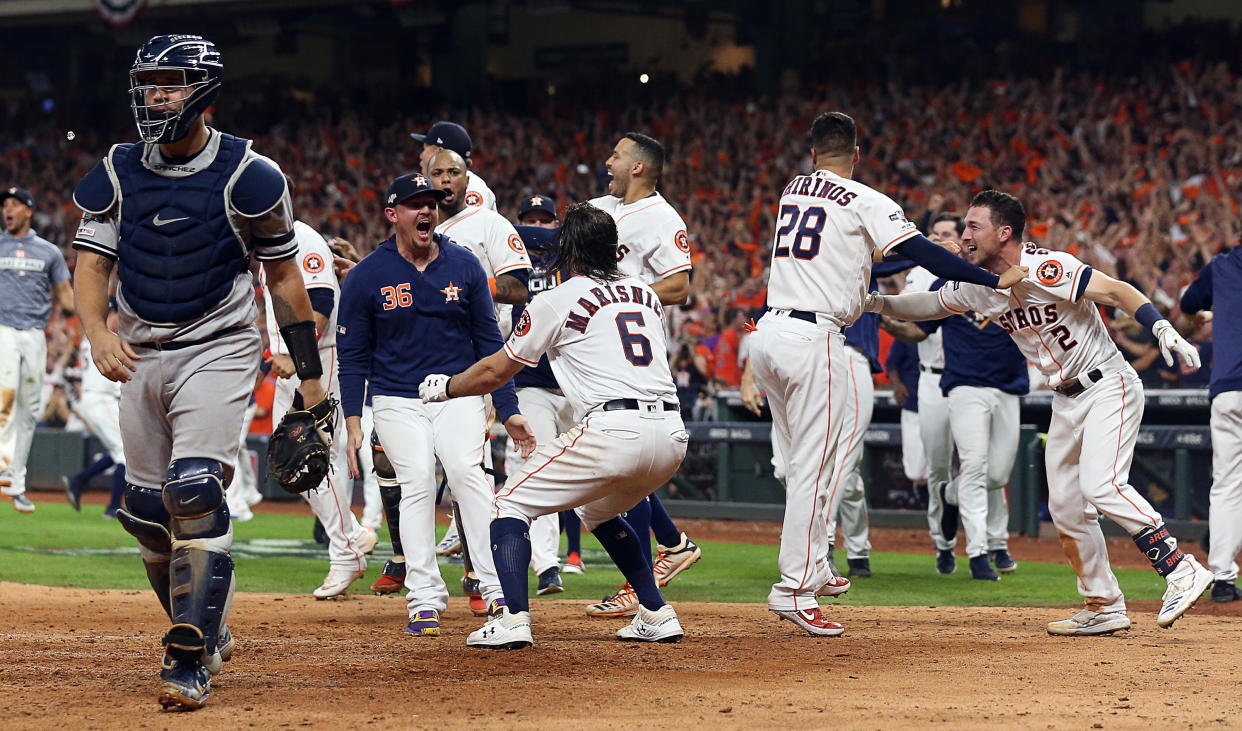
top-left (675, 230), bottom-right (691, 253)
top-left (302, 252), bottom-right (325, 273)
top-left (507, 233), bottom-right (526, 254)
top-left (1036, 259), bottom-right (1064, 285)
top-left (515, 309), bottom-right (531, 336)
top-left (465, 191), bottom-right (483, 207)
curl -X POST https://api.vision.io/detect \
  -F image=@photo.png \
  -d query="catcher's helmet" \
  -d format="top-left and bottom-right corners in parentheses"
top-left (129, 34), bottom-right (222, 144)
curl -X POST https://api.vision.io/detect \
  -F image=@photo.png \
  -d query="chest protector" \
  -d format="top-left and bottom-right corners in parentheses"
top-left (112, 134), bottom-right (249, 324)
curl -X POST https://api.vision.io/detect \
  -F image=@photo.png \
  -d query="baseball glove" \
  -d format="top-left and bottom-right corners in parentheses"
top-left (267, 394), bottom-right (338, 494)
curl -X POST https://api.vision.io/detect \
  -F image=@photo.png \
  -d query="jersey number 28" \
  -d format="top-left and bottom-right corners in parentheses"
top-left (774, 204), bottom-right (825, 260)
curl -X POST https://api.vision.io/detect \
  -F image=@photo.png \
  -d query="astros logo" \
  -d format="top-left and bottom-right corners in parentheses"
top-left (413, 175), bottom-right (428, 187)
top-left (515, 310), bottom-right (531, 336)
top-left (441, 282), bottom-right (462, 302)
top-left (302, 253), bottom-right (324, 274)
top-left (674, 230), bottom-right (690, 253)
top-left (465, 191), bottom-right (483, 207)
top-left (1036, 260), bottom-right (1063, 286)
top-left (508, 233), bottom-right (526, 254)
top-left (529, 196), bottom-right (543, 207)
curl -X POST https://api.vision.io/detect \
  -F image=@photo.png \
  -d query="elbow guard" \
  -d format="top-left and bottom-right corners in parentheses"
top-left (279, 320), bottom-right (323, 381)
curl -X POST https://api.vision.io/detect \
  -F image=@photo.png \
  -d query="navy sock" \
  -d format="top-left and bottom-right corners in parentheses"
top-left (560, 510), bottom-right (582, 555)
top-left (624, 497), bottom-right (654, 566)
top-left (73, 455), bottom-right (115, 489)
top-left (490, 517), bottom-right (531, 613)
top-left (648, 493), bottom-right (682, 547)
top-left (107, 466), bottom-right (126, 511)
top-left (592, 516), bottom-right (664, 611)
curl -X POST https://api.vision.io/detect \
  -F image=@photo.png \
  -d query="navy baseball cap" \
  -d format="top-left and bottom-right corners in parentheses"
top-left (2, 187), bottom-right (34, 209)
top-left (386, 172), bottom-right (447, 207)
top-left (518, 193), bottom-right (557, 220)
top-left (410, 121), bottom-right (472, 157)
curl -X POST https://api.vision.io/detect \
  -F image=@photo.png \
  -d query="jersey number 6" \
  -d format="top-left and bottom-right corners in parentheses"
top-left (774, 204), bottom-right (825, 260)
top-left (615, 312), bottom-right (653, 366)
top-left (381, 283), bottom-right (413, 310)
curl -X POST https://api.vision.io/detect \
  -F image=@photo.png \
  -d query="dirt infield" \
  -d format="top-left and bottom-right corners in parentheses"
top-left (2, 582), bottom-right (1238, 729)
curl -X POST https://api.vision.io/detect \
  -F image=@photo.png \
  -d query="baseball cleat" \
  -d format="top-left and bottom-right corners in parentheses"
top-left (352, 526), bottom-right (378, 555)
top-left (436, 519), bottom-right (461, 556)
top-left (653, 532), bottom-right (701, 586)
top-left (467, 607), bottom-right (533, 650)
top-left (990, 549), bottom-right (1018, 573)
top-left (1046, 610), bottom-right (1131, 636)
top-left (772, 607), bottom-right (845, 637)
top-left (847, 558), bottom-right (871, 578)
top-left (586, 583), bottom-right (640, 617)
top-left (1212, 581), bottom-right (1242, 603)
top-left (313, 568), bottom-right (365, 599)
top-left (617, 604), bottom-right (684, 643)
top-left (537, 566), bottom-right (563, 595)
top-left (969, 555), bottom-right (1000, 581)
top-left (204, 625), bottom-right (234, 674)
top-left (7, 492), bottom-right (35, 513)
top-left (463, 573), bottom-right (489, 616)
top-left (487, 598), bottom-right (507, 618)
top-left (371, 559), bottom-right (406, 595)
top-left (1157, 555), bottom-right (1214, 628)
top-left (158, 626), bottom-right (211, 711)
top-left (563, 551), bottom-right (585, 574)
top-left (404, 609), bottom-right (440, 637)
top-left (61, 477), bottom-right (81, 511)
top-left (936, 549), bottom-right (957, 575)
top-left (816, 575), bottom-right (851, 598)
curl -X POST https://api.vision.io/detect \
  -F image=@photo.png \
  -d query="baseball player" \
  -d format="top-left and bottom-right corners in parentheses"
top-left (337, 172), bottom-right (534, 637)
top-left (419, 202), bottom-right (690, 649)
top-left (752, 113), bottom-right (1028, 637)
top-left (71, 35), bottom-right (331, 710)
top-left (412, 121), bottom-right (496, 210)
top-left (1180, 247), bottom-right (1242, 602)
top-left (867, 188), bottom-right (1214, 634)
top-left (261, 219), bottom-right (375, 598)
top-left (1, 186), bottom-right (74, 513)
top-left (63, 303), bottom-right (127, 518)
top-left (224, 366), bottom-right (266, 523)
top-left (885, 338), bottom-right (927, 499)
top-left (585, 132), bottom-right (702, 618)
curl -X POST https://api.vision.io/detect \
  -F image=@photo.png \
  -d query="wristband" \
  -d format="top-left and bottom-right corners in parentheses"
top-left (279, 320), bottom-right (323, 381)
top-left (1134, 303), bottom-right (1163, 332)
top-left (445, 376), bottom-right (454, 399)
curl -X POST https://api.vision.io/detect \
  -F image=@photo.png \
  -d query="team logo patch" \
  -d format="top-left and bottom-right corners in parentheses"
top-left (1036, 260), bottom-right (1064, 285)
top-left (674, 230), bottom-right (690, 254)
top-left (288, 425), bottom-right (305, 439)
top-left (465, 191), bottom-right (483, 207)
top-left (302, 253), bottom-right (325, 274)
top-left (515, 310), bottom-right (531, 336)
top-left (507, 233), bottom-right (526, 254)
top-left (441, 282), bottom-right (462, 302)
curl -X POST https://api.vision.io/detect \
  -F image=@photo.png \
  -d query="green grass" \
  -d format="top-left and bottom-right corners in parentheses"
top-left (0, 500), bottom-right (1168, 606)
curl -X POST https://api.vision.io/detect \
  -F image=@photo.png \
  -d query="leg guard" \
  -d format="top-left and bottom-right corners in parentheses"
top-left (117, 483), bottom-right (174, 619)
top-left (1134, 524), bottom-right (1185, 577)
top-left (373, 432), bottom-right (405, 557)
top-left (163, 458), bottom-right (234, 662)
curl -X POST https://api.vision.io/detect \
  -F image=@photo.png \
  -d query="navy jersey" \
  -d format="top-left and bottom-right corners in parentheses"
top-left (843, 258), bottom-right (914, 374)
top-left (510, 225), bottom-right (562, 390)
top-left (885, 339), bottom-right (921, 412)
top-left (337, 233), bottom-right (519, 420)
top-left (921, 279), bottom-right (1029, 396)
top-left (1181, 249), bottom-right (1242, 398)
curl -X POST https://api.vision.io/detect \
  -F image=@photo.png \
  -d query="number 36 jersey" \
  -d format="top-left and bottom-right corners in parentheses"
top-left (503, 274), bottom-right (677, 421)
top-left (936, 245), bottom-right (1112, 390)
top-left (767, 168), bottom-right (919, 326)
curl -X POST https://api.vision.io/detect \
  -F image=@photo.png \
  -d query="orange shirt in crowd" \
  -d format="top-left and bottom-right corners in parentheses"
top-left (713, 327), bottom-right (742, 387)
top-left (249, 376), bottom-right (276, 435)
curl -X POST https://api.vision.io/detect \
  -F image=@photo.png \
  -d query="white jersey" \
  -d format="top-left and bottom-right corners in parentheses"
top-left (503, 275), bottom-right (677, 421)
top-left (902, 266), bottom-right (945, 369)
top-left (262, 220), bottom-right (339, 352)
top-left (767, 169), bottom-right (919, 326)
top-left (435, 206), bottom-right (532, 279)
top-left (78, 338), bottom-right (121, 397)
top-left (588, 192), bottom-right (692, 284)
top-left (936, 245), bottom-right (1113, 389)
top-left (465, 171), bottom-right (497, 211)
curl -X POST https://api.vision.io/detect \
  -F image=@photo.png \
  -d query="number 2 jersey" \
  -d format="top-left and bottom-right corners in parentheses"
top-left (503, 274), bottom-right (677, 421)
top-left (767, 168), bottom-right (919, 326)
top-left (935, 245), bottom-right (1111, 390)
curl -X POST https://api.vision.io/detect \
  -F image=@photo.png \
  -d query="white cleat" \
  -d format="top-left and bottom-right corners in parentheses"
top-left (435, 519), bottom-right (461, 556)
top-left (352, 526), bottom-right (378, 555)
top-left (1047, 610), bottom-right (1131, 636)
top-left (467, 607), bottom-right (533, 650)
top-left (313, 568), bottom-right (365, 599)
top-left (653, 532), bottom-right (701, 587)
top-left (816, 575), bottom-right (851, 598)
top-left (617, 604), bottom-right (684, 643)
top-left (1158, 555), bottom-right (1214, 628)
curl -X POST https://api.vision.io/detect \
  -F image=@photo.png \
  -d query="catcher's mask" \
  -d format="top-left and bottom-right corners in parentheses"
top-left (129, 34), bottom-right (222, 144)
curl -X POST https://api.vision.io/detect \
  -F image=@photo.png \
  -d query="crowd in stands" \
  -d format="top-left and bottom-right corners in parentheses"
top-left (4, 36), bottom-right (1235, 427)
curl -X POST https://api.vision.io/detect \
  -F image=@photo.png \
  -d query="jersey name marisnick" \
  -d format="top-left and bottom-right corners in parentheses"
top-left (564, 282), bottom-right (663, 333)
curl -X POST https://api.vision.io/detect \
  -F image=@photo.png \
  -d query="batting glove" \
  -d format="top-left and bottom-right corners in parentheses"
top-left (1152, 320), bottom-right (1201, 370)
top-left (419, 374), bottom-right (452, 402)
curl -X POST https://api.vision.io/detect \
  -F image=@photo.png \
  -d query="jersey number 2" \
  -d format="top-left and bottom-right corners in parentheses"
top-left (774, 204), bottom-right (825, 260)
top-left (615, 312), bottom-right (653, 366)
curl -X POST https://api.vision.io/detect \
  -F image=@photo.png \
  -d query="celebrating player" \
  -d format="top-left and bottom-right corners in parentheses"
top-left (63, 301), bottom-right (127, 518)
top-left (411, 120), bottom-right (496, 210)
top-left (71, 35), bottom-right (330, 710)
top-left (419, 202), bottom-right (690, 649)
top-left (866, 188), bottom-right (1213, 634)
top-left (1, 186), bottom-right (74, 513)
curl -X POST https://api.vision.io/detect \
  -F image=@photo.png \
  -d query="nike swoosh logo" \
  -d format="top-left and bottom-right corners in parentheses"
top-left (153, 213), bottom-right (189, 226)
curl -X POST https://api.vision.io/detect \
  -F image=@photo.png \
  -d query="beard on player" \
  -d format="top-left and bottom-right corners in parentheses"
top-left (551, 202), bottom-right (622, 282)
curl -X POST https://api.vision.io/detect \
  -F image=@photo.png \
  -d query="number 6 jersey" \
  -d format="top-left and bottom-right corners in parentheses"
top-left (935, 245), bottom-right (1110, 390)
top-left (503, 274), bottom-right (677, 421)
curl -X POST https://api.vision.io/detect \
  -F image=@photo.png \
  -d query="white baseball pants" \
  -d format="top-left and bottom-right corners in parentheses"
top-left (750, 313), bottom-right (847, 613)
top-left (947, 385), bottom-right (1017, 558)
top-left (919, 371), bottom-right (956, 551)
top-left (1210, 390), bottom-right (1242, 582)
top-left (826, 346), bottom-right (874, 561)
top-left (0, 325), bottom-right (46, 496)
top-left (356, 404), bottom-right (383, 531)
top-left (79, 391), bottom-right (125, 465)
top-left (506, 387), bottom-right (575, 575)
top-left (226, 401), bottom-right (262, 518)
top-left (372, 393), bottom-right (500, 615)
top-left (900, 407), bottom-right (927, 484)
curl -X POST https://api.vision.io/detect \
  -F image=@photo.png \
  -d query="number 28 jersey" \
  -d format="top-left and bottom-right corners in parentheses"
top-left (503, 274), bottom-right (677, 421)
top-left (936, 245), bottom-right (1111, 389)
top-left (767, 169), bottom-right (919, 326)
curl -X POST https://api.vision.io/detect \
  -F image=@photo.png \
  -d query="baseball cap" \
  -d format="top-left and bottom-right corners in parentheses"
top-left (410, 121), bottom-right (472, 157)
top-left (2, 187), bottom-right (34, 209)
top-left (386, 172), bottom-right (447, 207)
top-left (518, 193), bottom-right (557, 220)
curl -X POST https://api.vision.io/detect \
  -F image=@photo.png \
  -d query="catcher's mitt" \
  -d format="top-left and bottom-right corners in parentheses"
top-left (267, 394), bottom-right (338, 494)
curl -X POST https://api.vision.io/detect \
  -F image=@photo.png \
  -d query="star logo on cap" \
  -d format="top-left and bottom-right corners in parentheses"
top-left (7, 187), bottom-right (15, 195)
top-left (441, 282), bottom-right (461, 302)
top-left (530, 196), bottom-right (543, 206)
top-left (414, 175), bottom-right (428, 187)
